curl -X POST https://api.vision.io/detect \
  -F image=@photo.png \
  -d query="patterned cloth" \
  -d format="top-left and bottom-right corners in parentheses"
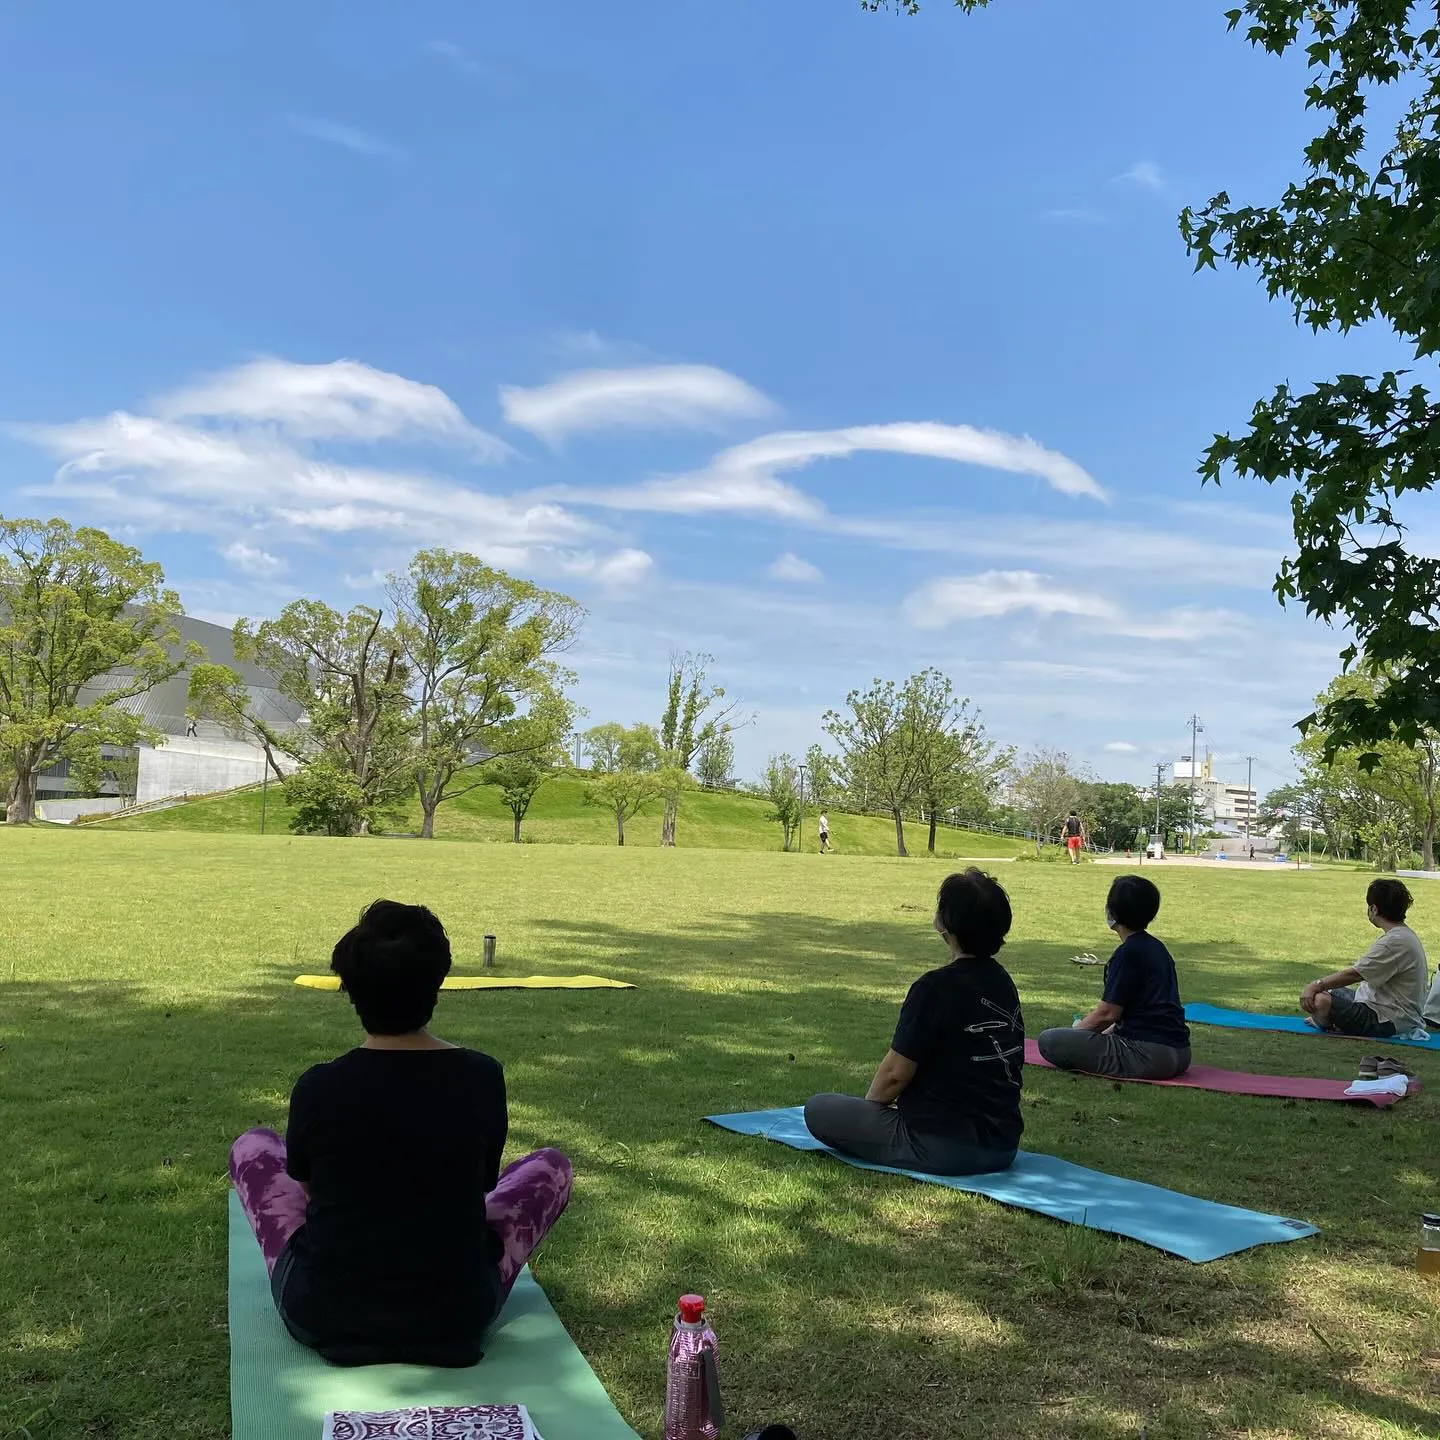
top-left (229, 1129), bottom-right (573, 1302)
top-left (324, 1405), bottom-right (539, 1438)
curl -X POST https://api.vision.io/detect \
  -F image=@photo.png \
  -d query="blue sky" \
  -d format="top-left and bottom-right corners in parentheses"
top-left (0, 0), bottom-right (1408, 793)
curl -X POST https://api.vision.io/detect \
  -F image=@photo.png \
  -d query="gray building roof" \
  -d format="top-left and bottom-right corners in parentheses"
top-left (82, 613), bottom-right (304, 739)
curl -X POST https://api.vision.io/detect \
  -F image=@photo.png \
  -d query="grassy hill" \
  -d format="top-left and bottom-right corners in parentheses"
top-left (103, 770), bottom-right (1029, 858)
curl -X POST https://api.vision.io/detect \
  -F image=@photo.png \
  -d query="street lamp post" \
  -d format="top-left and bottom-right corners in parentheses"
top-left (797, 763), bottom-right (808, 854)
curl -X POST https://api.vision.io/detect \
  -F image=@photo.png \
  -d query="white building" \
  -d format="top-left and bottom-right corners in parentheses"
top-left (1173, 754), bottom-right (1258, 834)
top-left (35, 614), bottom-right (301, 821)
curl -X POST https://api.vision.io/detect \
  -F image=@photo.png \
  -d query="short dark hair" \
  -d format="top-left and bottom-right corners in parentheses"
top-left (1107, 874), bottom-right (1160, 932)
top-left (936, 869), bottom-right (1012, 956)
top-left (1367, 878), bottom-right (1413, 924)
top-left (330, 900), bottom-right (452, 1035)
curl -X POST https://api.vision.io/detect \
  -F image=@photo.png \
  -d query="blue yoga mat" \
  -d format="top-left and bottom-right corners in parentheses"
top-left (705, 1107), bottom-right (1318, 1263)
top-left (1186, 1002), bottom-right (1439, 1050)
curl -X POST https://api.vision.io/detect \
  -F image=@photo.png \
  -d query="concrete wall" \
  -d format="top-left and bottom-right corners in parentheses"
top-left (136, 736), bottom-right (293, 804)
top-left (35, 796), bottom-right (130, 824)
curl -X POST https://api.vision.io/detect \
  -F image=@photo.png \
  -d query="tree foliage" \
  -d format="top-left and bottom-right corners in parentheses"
top-left (760, 752), bottom-right (803, 851)
top-left (823, 669), bottom-right (998, 856)
top-left (1010, 749), bottom-right (1085, 852)
top-left (1078, 780), bottom-right (1148, 851)
top-left (389, 550), bottom-right (581, 838)
top-left (483, 753), bottom-right (562, 843)
top-left (582, 722), bottom-right (663, 845)
top-left (695, 730), bottom-right (735, 789)
top-left (0, 516), bottom-right (189, 824)
top-left (224, 600), bottom-right (413, 837)
top-left (657, 652), bottom-right (746, 846)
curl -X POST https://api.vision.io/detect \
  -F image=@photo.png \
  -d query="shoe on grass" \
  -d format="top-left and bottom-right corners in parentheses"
top-left (1070, 952), bottom-right (1100, 966)
top-left (1356, 1055), bottom-right (1380, 1081)
top-left (1377, 1057), bottom-right (1416, 1079)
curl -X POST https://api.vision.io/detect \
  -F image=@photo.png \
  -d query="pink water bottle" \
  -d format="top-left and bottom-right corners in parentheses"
top-left (664, 1294), bottom-right (723, 1440)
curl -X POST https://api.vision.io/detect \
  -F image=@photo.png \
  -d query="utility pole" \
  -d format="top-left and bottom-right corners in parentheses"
top-left (1243, 755), bottom-right (1256, 849)
top-left (1153, 761), bottom-right (1170, 845)
top-left (1185, 714), bottom-right (1203, 851)
top-left (797, 764), bottom-right (808, 854)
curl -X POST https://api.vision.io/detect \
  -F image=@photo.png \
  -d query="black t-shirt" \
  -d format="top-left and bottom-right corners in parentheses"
top-left (1064, 816), bottom-right (1082, 837)
top-left (281, 1047), bottom-right (508, 1348)
top-left (891, 956), bottom-right (1025, 1150)
top-left (1102, 932), bottom-right (1190, 1047)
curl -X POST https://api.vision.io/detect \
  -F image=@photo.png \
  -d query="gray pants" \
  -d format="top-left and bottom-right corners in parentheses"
top-left (803, 1093), bottom-right (1015, 1177)
top-left (1037, 1027), bottom-right (1191, 1080)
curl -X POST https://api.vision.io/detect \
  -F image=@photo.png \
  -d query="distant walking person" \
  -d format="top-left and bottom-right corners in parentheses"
top-left (818, 813), bottom-right (831, 854)
top-left (1064, 811), bottom-right (1085, 865)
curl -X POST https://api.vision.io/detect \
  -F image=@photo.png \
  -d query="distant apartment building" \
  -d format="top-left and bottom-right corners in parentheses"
top-left (35, 613), bottom-right (302, 820)
top-left (1172, 753), bottom-right (1258, 834)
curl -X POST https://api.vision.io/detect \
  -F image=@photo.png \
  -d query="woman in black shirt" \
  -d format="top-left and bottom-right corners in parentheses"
top-left (229, 900), bottom-right (572, 1367)
top-left (804, 869), bottom-right (1023, 1176)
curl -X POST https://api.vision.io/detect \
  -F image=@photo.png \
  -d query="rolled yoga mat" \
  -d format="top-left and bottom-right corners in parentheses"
top-left (228, 1194), bottom-right (639, 1440)
top-left (1023, 1038), bottom-right (1417, 1106)
top-left (1185, 1002), bottom-right (1437, 1049)
top-left (705, 1107), bottom-right (1318, 1263)
top-left (295, 974), bottom-right (634, 992)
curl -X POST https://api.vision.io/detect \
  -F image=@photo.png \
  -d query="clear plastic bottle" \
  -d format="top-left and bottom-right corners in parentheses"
top-left (1419, 1214), bottom-right (1440, 1276)
top-left (664, 1294), bottom-right (722, 1440)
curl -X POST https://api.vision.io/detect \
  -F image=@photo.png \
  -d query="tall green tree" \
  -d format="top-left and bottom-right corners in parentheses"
top-left (912, 693), bottom-right (1011, 854)
top-left (759, 752), bottom-right (803, 851)
top-left (0, 517), bottom-right (189, 824)
top-left (657, 652), bottom-right (745, 847)
top-left (388, 551), bottom-right (582, 839)
top-left (213, 601), bottom-right (413, 837)
top-left (695, 730), bottom-right (735, 789)
top-left (1010, 749), bottom-right (1085, 853)
top-left (1079, 780), bottom-right (1148, 851)
top-left (583, 722), bottom-right (663, 845)
top-left (823, 670), bottom-right (969, 857)
top-left (878, 1), bottom-right (1440, 757)
top-left (483, 753), bottom-right (562, 843)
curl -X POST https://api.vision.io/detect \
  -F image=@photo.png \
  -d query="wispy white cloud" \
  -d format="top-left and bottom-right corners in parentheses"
top-left (223, 540), bottom-right (285, 578)
top-left (1042, 207), bottom-right (1109, 224)
top-left (501, 364), bottom-right (775, 442)
top-left (1104, 740), bottom-right (1139, 753)
top-left (768, 552), bottom-right (823, 583)
top-left (1115, 160), bottom-right (1165, 192)
top-left (14, 359), bottom-right (659, 587)
top-left (570, 420), bottom-right (1105, 521)
top-left (287, 115), bottom-right (406, 160)
top-left (903, 569), bottom-right (1250, 643)
top-left (422, 39), bottom-right (504, 84)
top-left (158, 357), bottom-right (508, 455)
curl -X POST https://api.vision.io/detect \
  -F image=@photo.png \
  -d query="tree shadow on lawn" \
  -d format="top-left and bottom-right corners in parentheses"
top-left (5, 946), bottom-right (1439, 1440)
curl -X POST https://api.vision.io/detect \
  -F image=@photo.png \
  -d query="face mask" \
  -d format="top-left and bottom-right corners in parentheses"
top-left (1105, 909), bottom-right (1117, 930)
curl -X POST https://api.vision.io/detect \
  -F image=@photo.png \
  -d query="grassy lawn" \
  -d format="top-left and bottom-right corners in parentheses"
top-left (3, 828), bottom-right (1439, 1440)
top-left (99, 771), bottom-right (1031, 859)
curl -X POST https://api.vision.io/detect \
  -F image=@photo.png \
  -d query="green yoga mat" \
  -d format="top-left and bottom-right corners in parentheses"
top-left (228, 1193), bottom-right (639, 1440)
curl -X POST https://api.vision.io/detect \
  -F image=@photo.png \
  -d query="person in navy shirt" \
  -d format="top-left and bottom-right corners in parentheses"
top-left (1038, 874), bottom-right (1191, 1079)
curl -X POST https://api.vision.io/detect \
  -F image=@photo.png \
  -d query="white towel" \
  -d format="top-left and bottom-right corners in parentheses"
top-left (1343, 1074), bottom-right (1409, 1098)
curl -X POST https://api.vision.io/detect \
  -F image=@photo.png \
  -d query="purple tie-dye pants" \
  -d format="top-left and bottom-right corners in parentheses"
top-left (228, 1127), bottom-right (573, 1306)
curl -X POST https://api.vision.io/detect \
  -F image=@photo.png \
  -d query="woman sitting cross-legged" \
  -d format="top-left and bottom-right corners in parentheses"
top-left (804, 868), bottom-right (1024, 1177)
top-left (229, 900), bottom-right (572, 1367)
top-left (1037, 874), bottom-right (1191, 1080)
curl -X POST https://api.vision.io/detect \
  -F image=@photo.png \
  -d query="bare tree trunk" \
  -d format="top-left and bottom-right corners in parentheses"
top-left (1424, 816), bottom-right (1435, 871)
top-left (513, 812), bottom-right (522, 843)
top-left (661, 792), bottom-right (678, 847)
top-left (927, 807), bottom-right (938, 855)
top-left (893, 808), bottom-right (908, 857)
top-left (616, 808), bottom-right (625, 846)
top-left (6, 766), bottom-right (37, 824)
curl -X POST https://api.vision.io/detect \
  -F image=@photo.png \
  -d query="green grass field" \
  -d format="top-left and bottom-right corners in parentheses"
top-left (98, 771), bottom-right (1032, 859)
top-left (4, 828), bottom-right (1439, 1440)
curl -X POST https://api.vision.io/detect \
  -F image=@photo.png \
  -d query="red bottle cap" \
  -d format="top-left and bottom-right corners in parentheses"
top-left (678, 1294), bottom-right (705, 1323)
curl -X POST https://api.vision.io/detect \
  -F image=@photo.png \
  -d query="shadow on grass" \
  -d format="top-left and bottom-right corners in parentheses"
top-left (4, 902), bottom-right (1440, 1439)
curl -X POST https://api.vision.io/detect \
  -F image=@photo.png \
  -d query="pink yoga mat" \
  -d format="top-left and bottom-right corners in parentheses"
top-left (1023, 1039), bottom-right (1415, 1108)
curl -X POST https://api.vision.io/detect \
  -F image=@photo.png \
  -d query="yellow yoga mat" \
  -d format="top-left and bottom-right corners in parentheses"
top-left (294, 973), bottom-right (634, 992)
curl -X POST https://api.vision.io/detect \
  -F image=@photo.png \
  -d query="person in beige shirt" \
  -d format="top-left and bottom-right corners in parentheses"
top-left (1300, 878), bottom-right (1428, 1039)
